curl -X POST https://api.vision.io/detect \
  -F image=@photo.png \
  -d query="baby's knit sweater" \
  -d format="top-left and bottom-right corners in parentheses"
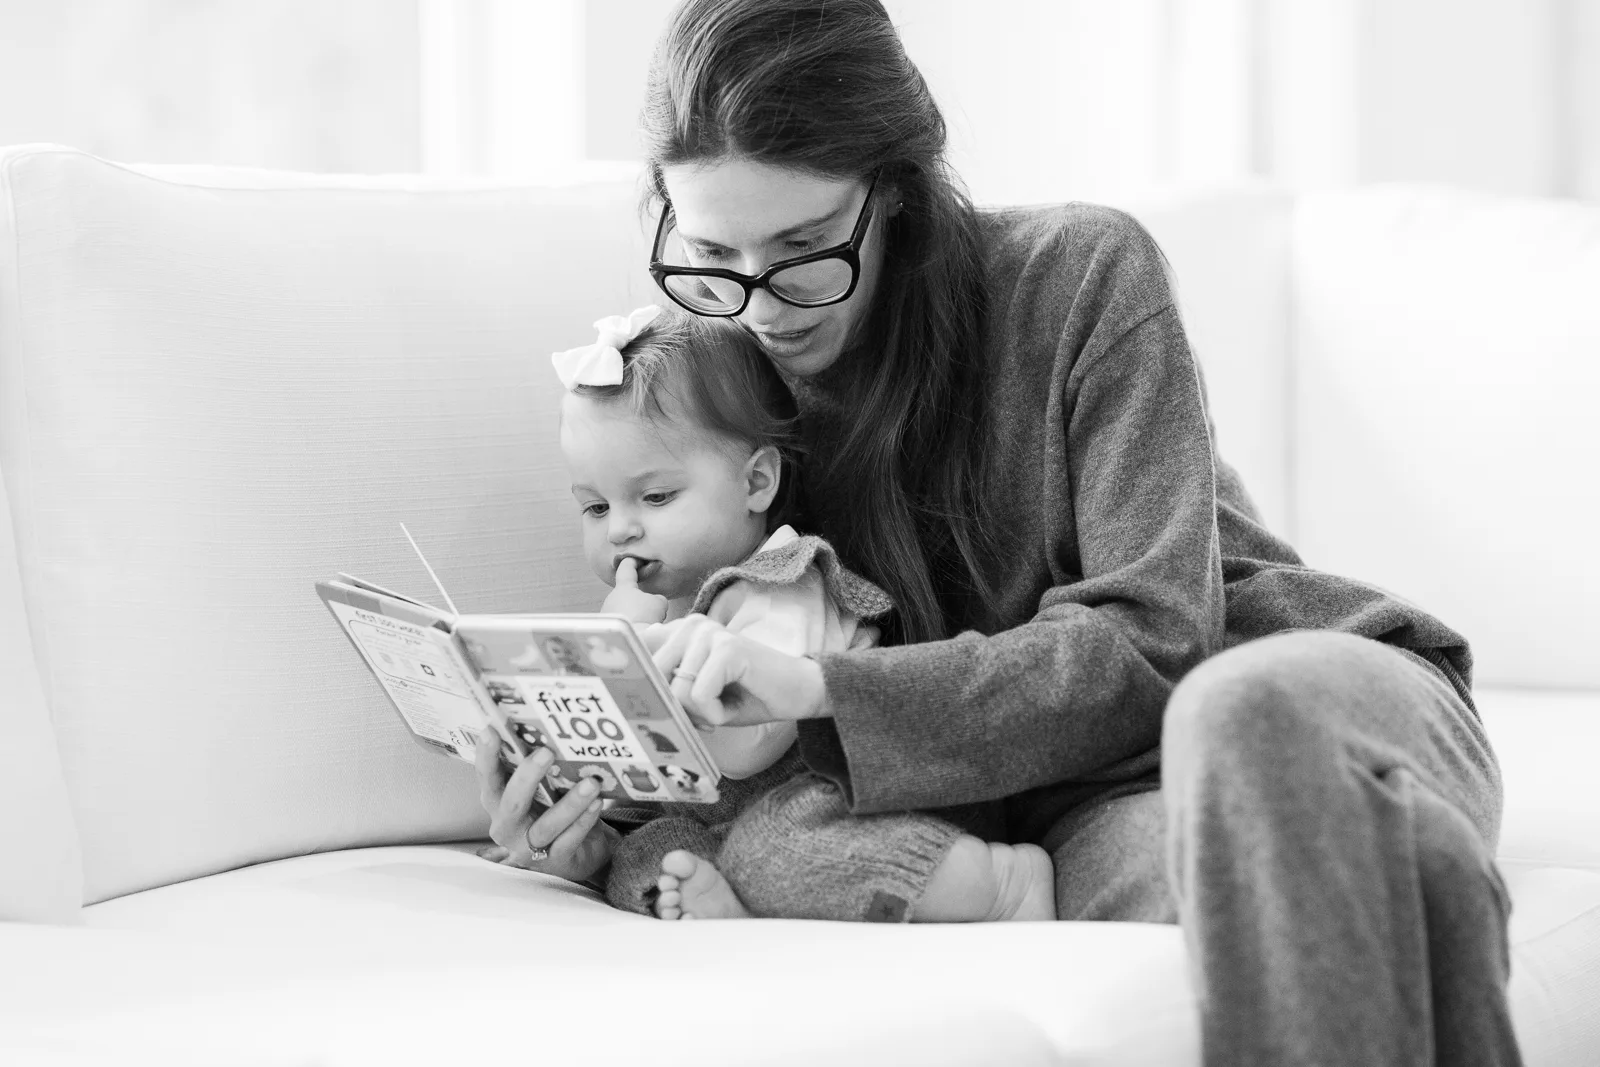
top-left (787, 203), bottom-right (1473, 844)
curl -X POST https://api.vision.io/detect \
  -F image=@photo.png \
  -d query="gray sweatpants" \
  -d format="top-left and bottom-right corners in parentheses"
top-left (606, 746), bottom-right (963, 921)
top-left (1041, 631), bottom-right (1519, 1067)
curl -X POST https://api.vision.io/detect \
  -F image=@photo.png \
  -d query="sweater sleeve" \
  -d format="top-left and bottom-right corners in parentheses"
top-left (800, 302), bottom-right (1227, 813)
top-left (697, 578), bottom-right (802, 779)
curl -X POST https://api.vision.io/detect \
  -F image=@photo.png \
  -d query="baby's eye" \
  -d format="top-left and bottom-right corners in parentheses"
top-left (581, 502), bottom-right (608, 517)
top-left (642, 491), bottom-right (678, 507)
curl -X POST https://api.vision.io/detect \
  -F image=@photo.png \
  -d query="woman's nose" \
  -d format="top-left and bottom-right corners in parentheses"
top-left (742, 286), bottom-right (789, 327)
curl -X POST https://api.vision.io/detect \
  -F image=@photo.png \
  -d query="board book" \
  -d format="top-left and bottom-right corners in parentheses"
top-left (314, 528), bottom-right (721, 806)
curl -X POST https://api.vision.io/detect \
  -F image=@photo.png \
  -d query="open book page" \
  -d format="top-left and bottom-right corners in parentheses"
top-left (455, 617), bottom-right (721, 804)
top-left (334, 572), bottom-right (443, 613)
top-left (317, 579), bottom-right (506, 763)
top-left (318, 526), bottom-right (717, 804)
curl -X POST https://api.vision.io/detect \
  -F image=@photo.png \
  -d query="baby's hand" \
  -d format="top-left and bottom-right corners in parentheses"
top-left (602, 557), bottom-right (669, 624)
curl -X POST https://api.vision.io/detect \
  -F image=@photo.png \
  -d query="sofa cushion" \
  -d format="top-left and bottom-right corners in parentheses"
top-left (42, 836), bottom-right (1600, 1067)
top-left (3, 915), bottom-right (1065, 1066)
top-left (1478, 687), bottom-right (1600, 872)
top-left (0, 457), bottom-right (81, 923)
top-left (0, 145), bottom-right (654, 904)
top-left (1289, 185), bottom-right (1600, 689)
top-left (68, 844), bottom-right (1196, 1065)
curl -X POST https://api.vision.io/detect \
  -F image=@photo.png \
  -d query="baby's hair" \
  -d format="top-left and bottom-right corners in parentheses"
top-left (571, 307), bottom-right (798, 454)
top-left (569, 307), bottom-right (801, 520)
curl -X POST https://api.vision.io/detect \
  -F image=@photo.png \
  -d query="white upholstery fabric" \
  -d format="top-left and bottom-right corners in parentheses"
top-left (1479, 688), bottom-right (1600, 873)
top-left (0, 440), bottom-right (81, 923)
top-left (1289, 185), bottom-right (1600, 689)
top-left (0, 956), bottom-right (1055, 1067)
top-left (0, 153), bottom-right (85, 923)
top-left (57, 844), bottom-right (1191, 1066)
top-left (1476, 684), bottom-right (1600, 1067)
top-left (0, 911), bottom-right (1063, 1067)
top-left (0, 145), bottom-right (654, 904)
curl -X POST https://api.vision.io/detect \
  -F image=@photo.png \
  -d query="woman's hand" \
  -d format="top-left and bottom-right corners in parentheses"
top-left (643, 614), bottom-right (829, 727)
top-left (473, 734), bottom-right (618, 883)
top-left (601, 558), bottom-right (669, 624)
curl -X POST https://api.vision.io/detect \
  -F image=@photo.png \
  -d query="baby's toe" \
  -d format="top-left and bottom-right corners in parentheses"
top-left (660, 850), bottom-right (700, 880)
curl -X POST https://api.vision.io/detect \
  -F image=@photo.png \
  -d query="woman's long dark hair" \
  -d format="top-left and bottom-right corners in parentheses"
top-left (640, 0), bottom-right (996, 643)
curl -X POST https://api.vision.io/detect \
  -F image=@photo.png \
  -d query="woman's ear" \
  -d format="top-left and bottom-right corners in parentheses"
top-left (883, 181), bottom-right (904, 219)
top-left (743, 445), bottom-right (783, 515)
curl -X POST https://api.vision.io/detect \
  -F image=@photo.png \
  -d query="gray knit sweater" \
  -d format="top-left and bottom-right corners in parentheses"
top-left (787, 203), bottom-right (1473, 844)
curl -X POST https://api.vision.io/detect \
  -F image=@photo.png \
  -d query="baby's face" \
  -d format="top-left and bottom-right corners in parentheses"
top-left (560, 394), bottom-right (766, 600)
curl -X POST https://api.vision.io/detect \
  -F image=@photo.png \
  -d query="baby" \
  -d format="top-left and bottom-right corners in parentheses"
top-left (551, 304), bottom-right (1055, 923)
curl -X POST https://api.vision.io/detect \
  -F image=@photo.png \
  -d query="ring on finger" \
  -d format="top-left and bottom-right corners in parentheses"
top-left (524, 824), bottom-right (550, 862)
top-left (673, 667), bottom-right (697, 683)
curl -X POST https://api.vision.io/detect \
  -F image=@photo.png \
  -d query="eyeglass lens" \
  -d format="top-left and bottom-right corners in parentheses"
top-left (656, 223), bottom-right (855, 313)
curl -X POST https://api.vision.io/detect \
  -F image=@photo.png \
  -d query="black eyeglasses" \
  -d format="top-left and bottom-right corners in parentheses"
top-left (649, 171), bottom-right (880, 318)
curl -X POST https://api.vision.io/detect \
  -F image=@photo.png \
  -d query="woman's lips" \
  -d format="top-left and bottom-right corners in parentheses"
top-left (751, 325), bottom-right (816, 357)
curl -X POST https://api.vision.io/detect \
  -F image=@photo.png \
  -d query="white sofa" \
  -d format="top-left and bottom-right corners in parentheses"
top-left (2, 144), bottom-right (1597, 1066)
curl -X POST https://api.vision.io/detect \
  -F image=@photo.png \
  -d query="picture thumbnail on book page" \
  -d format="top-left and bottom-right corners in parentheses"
top-left (490, 674), bottom-right (710, 802)
top-left (324, 598), bottom-right (487, 759)
top-left (462, 625), bottom-right (719, 803)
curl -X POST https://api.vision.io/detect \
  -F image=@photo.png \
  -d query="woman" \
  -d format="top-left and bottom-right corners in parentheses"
top-left (477, 1), bottom-right (1519, 1063)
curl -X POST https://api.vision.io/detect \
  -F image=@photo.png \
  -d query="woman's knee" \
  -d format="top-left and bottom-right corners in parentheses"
top-left (1409, 776), bottom-right (1509, 917)
top-left (1163, 631), bottom-right (1387, 779)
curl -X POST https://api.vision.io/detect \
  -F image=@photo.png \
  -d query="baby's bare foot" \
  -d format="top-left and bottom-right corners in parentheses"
top-left (655, 850), bottom-right (751, 920)
top-left (987, 842), bottom-right (1057, 922)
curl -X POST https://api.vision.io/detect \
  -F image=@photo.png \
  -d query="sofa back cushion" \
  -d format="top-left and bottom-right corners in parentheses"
top-left (1290, 186), bottom-right (1600, 689)
top-left (0, 460), bottom-right (82, 922)
top-left (0, 145), bottom-right (651, 905)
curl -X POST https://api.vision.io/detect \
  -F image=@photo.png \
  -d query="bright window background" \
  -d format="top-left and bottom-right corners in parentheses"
top-left (0, 0), bottom-right (1596, 201)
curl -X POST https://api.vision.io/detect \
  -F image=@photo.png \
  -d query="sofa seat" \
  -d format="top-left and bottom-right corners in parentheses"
top-left (1476, 688), bottom-right (1600, 1065)
top-left (5, 845), bottom-right (1153, 1066)
top-left (1, 688), bottom-right (1595, 1067)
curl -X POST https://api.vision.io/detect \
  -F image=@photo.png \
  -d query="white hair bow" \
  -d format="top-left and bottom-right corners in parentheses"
top-left (550, 305), bottom-right (663, 390)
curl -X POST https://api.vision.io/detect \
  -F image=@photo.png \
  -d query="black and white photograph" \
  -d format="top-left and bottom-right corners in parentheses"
top-left (1, 2), bottom-right (1596, 1065)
